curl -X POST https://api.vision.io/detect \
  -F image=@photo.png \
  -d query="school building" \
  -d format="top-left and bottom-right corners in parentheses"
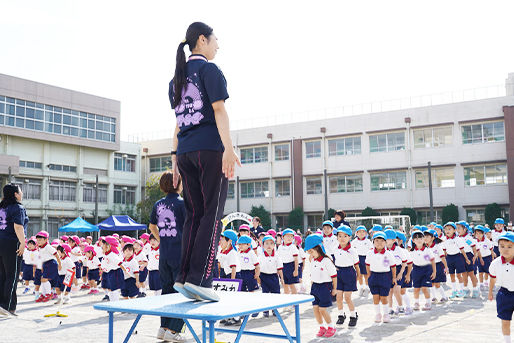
top-left (0, 73), bottom-right (142, 238)
top-left (140, 73), bottom-right (514, 230)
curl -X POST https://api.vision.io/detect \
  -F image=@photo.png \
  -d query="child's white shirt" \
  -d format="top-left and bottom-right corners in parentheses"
top-left (476, 238), bottom-right (493, 258)
top-left (147, 247), bottom-right (160, 271)
top-left (220, 246), bottom-right (241, 275)
top-left (409, 246), bottom-right (435, 267)
top-left (134, 250), bottom-right (148, 269)
top-left (101, 250), bottom-right (122, 273)
top-left (39, 243), bottom-right (58, 263)
top-left (427, 242), bottom-right (445, 263)
top-left (322, 234), bottom-right (339, 256)
top-left (333, 243), bottom-right (359, 268)
top-left (442, 235), bottom-right (466, 255)
top-left (122, 257), bottom-right (140, 279)
top-left (239, 248), bottom-right (259, 271)
top-left (277, 243), bottom-right (298, 264)
top-left (70, 246), bottom-right (81, 263)
top-left (259, 250), bottom-right (283, 274)
top-left (492, 229), bottom-right (506, 247)
top-left (85, 255), bottom-right (101, 270)
top-left (365, 249), bottom-right (396, 272)
top-left (489, 256), bottom-right (514, 291)
top-left (94, 245), bottom-right (104, 259)
top-left (310, 256), bottom-right (337, 283)
top-left (351, 237), bottom-right (373, 256)
top-left (460, 234), bottom-right (476, 254)
top-left (58, 256), bottom-right (75, 276)
top-left (23, 249), bottom-right (38, 265)
top-left (388, 244), bottom-right (409, 266)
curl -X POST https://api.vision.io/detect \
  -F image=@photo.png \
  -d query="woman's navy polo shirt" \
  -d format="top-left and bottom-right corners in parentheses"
top-left (150, 193), bottom-right (185, 262)
top-left (0, 203), bottom-right (29, 241)
top-left (168, 54), bottom-right (229, 155)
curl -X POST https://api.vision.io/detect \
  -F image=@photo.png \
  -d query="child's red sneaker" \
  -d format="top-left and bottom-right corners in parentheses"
top-left (324, 327), bottom-right (336, 338)
top-left (41, 294), bottom-right (52, 303)
top-left (316, 327), bottom-right (327, 337)
top-left (35, 295), bottom-right (46, 303)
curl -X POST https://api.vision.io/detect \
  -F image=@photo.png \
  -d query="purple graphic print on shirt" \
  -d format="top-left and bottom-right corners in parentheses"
top-left (175, 77), bottom-right (204, 128)
top-left (0, 208), bottom-right (6, 230)
top-left (156, 203), bottom-right (178, 238)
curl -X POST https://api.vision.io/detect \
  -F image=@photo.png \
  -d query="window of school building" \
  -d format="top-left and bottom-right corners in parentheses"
top-left (83, 183), bottom-right (108, 203)
top-left (14, 177), bottom-right (42, 200)
top-left (227, 182), bottom-right (235, 199)
top-left (329, 174), bottom-right (363, 193)
top-left (415, 167), bottom-right (455, 188)
top-left (19, 160), bottom-right (42, 169)
top-left (307, 214), bottom-right (324, 229)
top-left (49, 180), bottom-right (77, 201)
top-left (328, 136), bottom-right (361, 156)
top-left (370, 171), bottom-right (407, 191)
top-left (27, 217), bottom-right (41, 237)
top-left (305, 140), bottom-right (321, 158)
top-left (274, 215), bottom-right (288, 228)
top-left (274, 144), bottom-right (290, 161)
top-left (240, 146), bottom-right (268, 164)
top-left (413, 126), bottom-right (453, 149)
top-left (461, 121), bottom-right (505, 144)
top-left (275, 179), bottom-right (290, 197)
top-left (464, 163), bottom-right (507, 186)
top-left (416, 209), bottom-right (442, 225)
top-left (114, 185), bottom-right (136, 204)
top-left (369, 132), bottom-right (405, 152)
top-left (114, 153), bottom-right (136, 172)
top-left (48, 164), bottom-right (77, 173)
top-left (149, 156), bottom-right (170, 173)
top-left (466, 208), bottom-right (486, 224)
top-left (306, 177), bottom-right (322, 195)
top-left (241, 180), bottom-right (269, 198)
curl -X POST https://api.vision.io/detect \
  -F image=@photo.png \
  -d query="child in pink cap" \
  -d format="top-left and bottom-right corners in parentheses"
top-left (84, 245), bottom-right (101, 294)
top-left (35, 231), bottom-right (62, 303)
top-left (100, 236), bottom-right (124, 301)
top-left (55, 244), bottom-right (75, 304)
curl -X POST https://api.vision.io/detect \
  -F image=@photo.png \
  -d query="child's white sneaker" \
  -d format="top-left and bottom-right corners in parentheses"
top-left (63, 297), bottom-right (71, 304)
top-left (382, 314), bottom-right (391, 323)
top-left (374, 314), bottom-right (382, 323)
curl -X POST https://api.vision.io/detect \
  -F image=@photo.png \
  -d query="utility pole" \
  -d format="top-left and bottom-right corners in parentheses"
top-left (428, 162), bottom-right (434, 222)
top-left (95, 174), bottom-right (99, 240)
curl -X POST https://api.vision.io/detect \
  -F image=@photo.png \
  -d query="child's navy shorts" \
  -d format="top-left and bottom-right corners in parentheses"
top-left (42, 260), bottom-right (59, 287)
top-left (412, 264), bottom-right (432, 288)
top-left (432, 262), bottom-right (446, 283)
top-left (22, 264), bottom-right (35, 281)
top-left (358, 255), bottom-right (367, 275)
top-left (477, 255), bottom-right (493, 274)
top-left (107, 269), bottom-right (124, 291)
top-left (493, 246), bottom-right (500, 258)
top-left (298, 262), bottom-right (304, 279)
top-left (260, 273), bottom-right (280, 294)
top-left (336, 266), bottom-right (357, 292)
top-left (282, 262), bottom-right (299, 285)
top-left (34, 269), bottom-right (42, 286)
top-left (447, 253), bottom-right (466, 274)
top-left (121, 277), bottom-right (139, 298)
top-left (139, 267), bottom-right (148, 283)
top-left (311, 282), bottom-right (333, 308)
top-left (88, 268), bottom-right (100, 282)
top-left (368, 271), bottom-right (392, 297)
top-left (400, 268), bottom-right (412, 289)
top-left (464, 252), bottom-right (477, 274)
top-left (497, 287), bottom-right (514, 321)
top-left (391, 265), bottom-right (403, 289)
top-left (57, 274), bottom-right (72, 292)
top-left (101, 271), bottom-right (109, 289)
top-left (148, 270), bottom-right (162, 291)
top-left (82, 264), bottom-right (88, 279)
top-left (240, 269), bottom-right (259, 292)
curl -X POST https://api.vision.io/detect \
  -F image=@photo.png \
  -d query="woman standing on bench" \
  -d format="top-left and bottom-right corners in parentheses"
top-left (168, 21), bottom-right (240, 302)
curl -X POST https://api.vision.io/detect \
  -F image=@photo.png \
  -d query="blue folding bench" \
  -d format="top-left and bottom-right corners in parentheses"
top-left (94, 292), bottom-right (314, 343)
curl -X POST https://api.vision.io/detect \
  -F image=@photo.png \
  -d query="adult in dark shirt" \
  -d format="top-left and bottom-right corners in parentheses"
top-left (333, 210), bottom-right (350, 229)
top-left (169, 22), bottom-right (240, 302)
top-left (251, 217), bottom-right (265, 236)
top-left (0, 184), bottom-right (28, 315)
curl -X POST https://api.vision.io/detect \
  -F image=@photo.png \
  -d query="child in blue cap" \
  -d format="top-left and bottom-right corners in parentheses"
top-left (442, 222), bottom-right (468, 298)
top-left (394, 231), bottom-right (413, 314)
top-left (258, 235), bottom-right (285, 318)
top-left (488, 232), bottom-right (514, 343)
top-left (219, 230), bottom-right (242, 325)
top-left (493, 218), bottom-right (507, 257)
top-left (366, 232), bottom-right (397, 323)
top-left (277, 228), bottom-right (299, 296)
top-left (352, 225), bottom-right (373, 297)
top-left (474, 225), bottom-right (494, 290)
top-left (304, 234), bottom-right (337, 338)
top-left (322, 220), bottom-right (338, 262)
top-left (384, 229), bottom-right (408, 316)
top-left (333, 226), bottom-right (360, 327)
top-left (237, 235), bottom-right (260, 293)
top-left (406, 231), bottom-right (436, 311)
top-left (424, 229), bottom-right (449, 303)
top-left (456, 221), bottom-right (480, 298)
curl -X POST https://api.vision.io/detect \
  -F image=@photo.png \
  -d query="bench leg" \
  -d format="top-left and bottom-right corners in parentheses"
top-left (209, 321), bottom-right (215, 343)
top-left (272, 309), bottom-right (294, 343)
top-left (108, 312), bottom-right (113, 343)
top-left (295, 305), bottom-right (301, 343)
top-left (202, 320), bottom-right (207, 343)
top-left (234, 315), bottom-right (250, 343)
top-left (123, 314), bottom-right (142, 343)
top-left (183, 319), bottom-right (201, 343)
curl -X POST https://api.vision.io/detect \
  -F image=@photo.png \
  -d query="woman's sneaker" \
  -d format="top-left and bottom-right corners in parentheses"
top-left (157, 327), bottom-right (166, 340)
top-left (316, 327), bottom-right (327, 337)
top-left (348, 313), bottom-right (358, 327)
top-left (336, 314), bottom-right (346, 325)
top-left (163, 330), bottom-right (187, 343)
top-left (184, 283), bottom-right (219, 302)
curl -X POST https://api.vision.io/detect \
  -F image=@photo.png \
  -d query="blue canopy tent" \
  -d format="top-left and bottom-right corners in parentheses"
top-left (58, 217), bottom-right (99, 234)
top-left (98, 215), bottom-right (147, 235)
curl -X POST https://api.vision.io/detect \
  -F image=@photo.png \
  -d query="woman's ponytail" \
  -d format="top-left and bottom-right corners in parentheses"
top-left (172, 22), bottom-right (214, 109)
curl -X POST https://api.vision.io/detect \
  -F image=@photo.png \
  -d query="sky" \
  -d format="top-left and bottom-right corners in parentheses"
top-left (1, 0), bottom-right (513, 141)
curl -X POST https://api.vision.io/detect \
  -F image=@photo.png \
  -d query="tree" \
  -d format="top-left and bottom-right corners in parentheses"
top-left (328, 208), bottom-right (336, 220)
top-left (401, 208), bottom-right (417, 225)
top-left (249, 205), bottom-right (271, 228)
top-left (485, 203), bottom-right (502, 228)
top-left (136, 175), bottom-right (166, 225)
top-left (361, 207), bottom-right (379, 217)
top-left (288, 207), bottom-right (304, 230)
top-left (442, 204), bottom-right (459, 223)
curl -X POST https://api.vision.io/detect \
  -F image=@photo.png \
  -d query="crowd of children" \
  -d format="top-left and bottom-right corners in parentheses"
top-left (17, 217), bottom-right (514, 341)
